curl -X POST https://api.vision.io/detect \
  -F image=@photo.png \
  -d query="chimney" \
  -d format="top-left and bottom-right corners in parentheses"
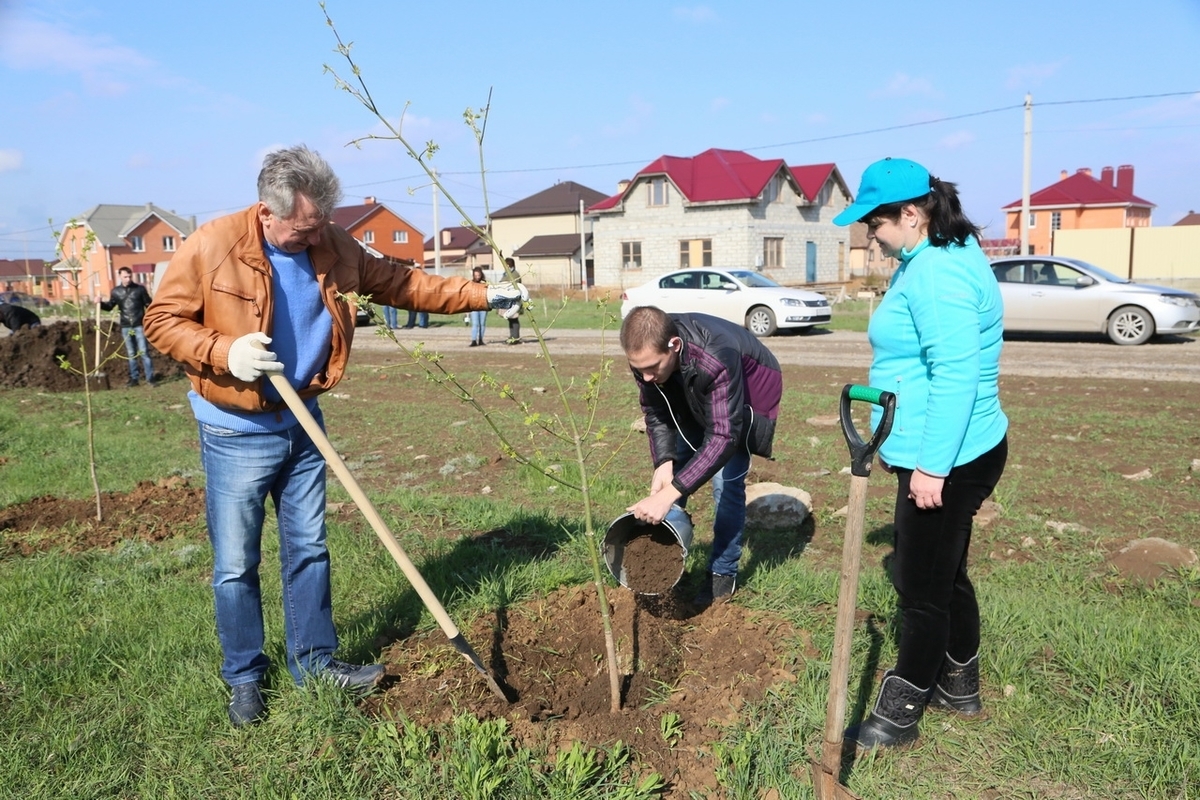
top-left (1076, 167), bottom-right (1093, 177)
top-left (617, 180), bottom-right (630, 193)
top-left (1059, 170), bottom-right (1069, 180)
top-left (441, 229), bottom-right (452, 246)
top-left (1100, 167), bottom-right (1114, 187)
top-left (364, 196), bottom-right (376, 205)
top-left (1116, 165), bottom-right (1134, 195)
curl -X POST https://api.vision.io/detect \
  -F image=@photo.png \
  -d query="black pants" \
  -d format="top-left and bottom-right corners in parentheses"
top-left (890, 436), bottom-right (1007, 688)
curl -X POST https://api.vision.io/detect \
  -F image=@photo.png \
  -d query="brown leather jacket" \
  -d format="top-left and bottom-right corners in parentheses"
top-left (144, 205), bottom-right (488, 413)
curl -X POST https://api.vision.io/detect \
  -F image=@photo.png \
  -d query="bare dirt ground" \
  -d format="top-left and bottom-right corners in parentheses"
top-left (2, 320), bottom-right (1195, 795)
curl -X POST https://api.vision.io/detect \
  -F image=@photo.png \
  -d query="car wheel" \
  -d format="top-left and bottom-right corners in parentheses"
top-left (1107, 305), bottom-right (1153, 345)
top-left (745, 306), bottom-right (777, 337)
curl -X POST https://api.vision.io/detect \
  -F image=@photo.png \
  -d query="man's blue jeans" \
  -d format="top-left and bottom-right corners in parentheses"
top-left (382, 306), bottom-right (399, 329)
top-left (122, 325), bottom-right (154, 382)
top-left (675, 436), bottom-right (751, 578)
top-left (199, 417), bottom-right (338, 687)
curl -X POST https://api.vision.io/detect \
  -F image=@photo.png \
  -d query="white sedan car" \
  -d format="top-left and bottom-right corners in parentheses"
top-left (991, 256), bottom-right (1200, 345)
top-left (619, 268), bottom-right (831, 337)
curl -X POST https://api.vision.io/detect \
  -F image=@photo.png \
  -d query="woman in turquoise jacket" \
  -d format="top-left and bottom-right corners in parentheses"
top-left (833, 158), bottom-right (1008, 751)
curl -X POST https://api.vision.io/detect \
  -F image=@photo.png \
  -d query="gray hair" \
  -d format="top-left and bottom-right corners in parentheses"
top-left (257, 145), bottom-right (343, 219)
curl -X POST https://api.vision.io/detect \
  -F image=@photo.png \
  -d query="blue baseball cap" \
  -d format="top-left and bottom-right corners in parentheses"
top-left (833, 158), bottom-right (931, 226)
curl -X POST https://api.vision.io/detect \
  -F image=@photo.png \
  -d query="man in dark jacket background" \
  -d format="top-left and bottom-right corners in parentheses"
top-left (101, 266), bottom-right (155, 386)
top-left (0, 302), bottom-right (41, 332)
top-left (621, 306), bottom-right (783, 606)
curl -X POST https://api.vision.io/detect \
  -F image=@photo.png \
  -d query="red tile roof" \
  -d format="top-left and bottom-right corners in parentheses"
top-left (588, 148), bottom-right (841, 212)
top-left (423, 226), bottom-right (483, 251)
top-left (1003, 168), bottom-right (1153, 210)
top-left (1174, 211), bottom-right (1200, 226)
top-left (330, 202), bottom-right (384, 230)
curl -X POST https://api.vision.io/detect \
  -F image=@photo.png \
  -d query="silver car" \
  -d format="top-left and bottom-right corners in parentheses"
top-left (619, 268), bottom-right (831, 337)
top-left (990, 256), bottom-right (1200, 345)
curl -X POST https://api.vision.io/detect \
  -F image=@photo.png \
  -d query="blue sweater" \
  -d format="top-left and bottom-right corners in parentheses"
top-left (867, 237), bottom-right (1007, 475)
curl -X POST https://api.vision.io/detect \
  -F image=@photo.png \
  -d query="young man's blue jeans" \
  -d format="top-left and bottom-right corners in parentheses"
top-left (381, 305), bottom-right (399, 329)
top-left (122, 325), bottom-right (154, 383)
top-left (469, 309), bottom-right (487, 342)
top-left (199, 417), bottom-right (339, 688)
top-left (675, 436), bottom-right (751, 578)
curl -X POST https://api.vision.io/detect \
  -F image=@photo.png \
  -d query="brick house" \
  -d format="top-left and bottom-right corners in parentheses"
top-left (491, 181), bottom-right (606, 288)
top-left (422, 226), bottom-right (493, 276)
top-left (331, 196), bottom-right (424, 263)
top-left (0, 258), bottom-right (54, 300)
top-left (586, 148), bottom-right (852, 289)
top-left (1002, 166), bottom-right (1154, 255)
top-left (54, 203), bottom-right (196, 302)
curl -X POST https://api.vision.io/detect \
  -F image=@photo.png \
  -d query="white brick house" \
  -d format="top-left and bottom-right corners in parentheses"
top-left (587, 148), bottom-right (853, 290)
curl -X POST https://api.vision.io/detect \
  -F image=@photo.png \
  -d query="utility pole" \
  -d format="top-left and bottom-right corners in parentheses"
top-left (578, 198), bottom-right (588, 302)
top-left (1020, 93), bottom-right (1033, 256)
top-left (432, 168), bottom-right (441, 276)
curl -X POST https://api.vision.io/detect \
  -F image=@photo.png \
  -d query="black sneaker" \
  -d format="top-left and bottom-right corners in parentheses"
top-left (692, 572), bottom-right (737, 607)
top-left (321, 659), bottom-right (385, 693)
top-left (228, 681), bottom-right (267, 728)
top-left (126, 378), bottom-right (138, 387)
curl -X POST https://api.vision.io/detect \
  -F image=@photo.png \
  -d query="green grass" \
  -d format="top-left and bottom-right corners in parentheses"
top-left (365, 293), bottom-right (875, 333)
top-left (2, 353), bottom-right (1198, 798)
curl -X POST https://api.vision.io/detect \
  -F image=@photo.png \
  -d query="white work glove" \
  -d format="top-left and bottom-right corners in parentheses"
top-left (227, 332), bottom-right (285, 382)
top-left (487, 282), bottom-right (530, 320)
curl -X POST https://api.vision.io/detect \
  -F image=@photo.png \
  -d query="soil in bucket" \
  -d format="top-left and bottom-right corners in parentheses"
top-left (603, 507), bottom-right (692, 595)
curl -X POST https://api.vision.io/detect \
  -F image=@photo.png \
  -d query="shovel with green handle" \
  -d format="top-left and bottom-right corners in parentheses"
top-left (254, 343), bottom-right (510, 702)
top-left (811, 384), bottom-right (896, 800)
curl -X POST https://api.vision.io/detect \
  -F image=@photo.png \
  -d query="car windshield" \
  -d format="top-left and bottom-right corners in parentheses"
top-left (1058, 258), bottom-right (1131, 284)
top-left (726, 270), bottom-right (780, 288)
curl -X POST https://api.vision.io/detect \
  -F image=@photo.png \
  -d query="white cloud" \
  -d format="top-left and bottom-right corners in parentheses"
top-left (673, 5), bottom-right (717, 23)
top-left (806, 112), bottom-right (829, 125)
top-left (0, 16), bottom-right (154, 96)
top-left (0, 149), bottom-right (22, 172)
top-left (710, 97), bottom-right (730, 112)
top-left (871, 73), bottom-right (938, 99)
top-left (939, 130), bottom-right (975, 149)
top-left (1005, 59), bottom-right (1067, 91)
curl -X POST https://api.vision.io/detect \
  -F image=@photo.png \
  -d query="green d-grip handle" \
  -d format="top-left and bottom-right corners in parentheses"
top-left (839, 384), bottom-right (897, 478)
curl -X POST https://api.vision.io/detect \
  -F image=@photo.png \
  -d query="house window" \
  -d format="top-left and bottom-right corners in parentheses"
top-left (679, 239), bottom-right (712, 269)
top-left (648, 178), bottom-right (669, 207)
top-left (764, 176), bottom-right (783, 203)
top-left (763, 237), bottom-right (783, 269)
top-left (129, 235), bottom-right (144, 252)
top-left (163, 236), bottom-right (176, 252)
top-left (1051, 211), bottom-right (1061, 231)
top-left (1027, 212), bottom-right (1037, 228)
top-left (363, 230), bottom-right (375, 244)
top-left (393, 230), bottom-right (408, 244)
top-left (622, 241), bottom-right (642, 270)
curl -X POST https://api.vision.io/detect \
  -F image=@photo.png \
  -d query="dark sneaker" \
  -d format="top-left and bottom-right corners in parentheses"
top-left (126, 379), bottom-right (138, 388)
top-left (228, 681), bottom-right (267, 728)
top-left (692, 572), bottom-right (737, 607)
top-left (322, 659), bottom-right (385, 693)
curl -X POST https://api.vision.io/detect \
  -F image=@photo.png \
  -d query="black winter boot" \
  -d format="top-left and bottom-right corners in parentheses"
top-left (929, 653), bottom-right (983, 716)
top-left (845, 671), bottom-right (929, 750)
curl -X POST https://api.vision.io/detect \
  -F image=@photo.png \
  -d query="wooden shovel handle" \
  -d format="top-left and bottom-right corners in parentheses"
top-left (265, 371), bottom-right (463, 640)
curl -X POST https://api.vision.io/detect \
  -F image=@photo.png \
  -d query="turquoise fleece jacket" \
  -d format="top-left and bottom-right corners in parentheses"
top-left (867, 237), bottom-right (1008, 476)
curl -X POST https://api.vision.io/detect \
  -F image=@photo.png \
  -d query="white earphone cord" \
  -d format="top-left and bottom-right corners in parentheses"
top-left (654, 383), bottom-right (753, 482)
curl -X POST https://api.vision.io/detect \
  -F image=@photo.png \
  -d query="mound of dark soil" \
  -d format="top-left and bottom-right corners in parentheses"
top-left (0, 321), bottom-right (186, 391)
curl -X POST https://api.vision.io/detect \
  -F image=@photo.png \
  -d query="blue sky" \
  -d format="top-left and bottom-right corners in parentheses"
top-left (2, 0), bottom-right (1198, 261)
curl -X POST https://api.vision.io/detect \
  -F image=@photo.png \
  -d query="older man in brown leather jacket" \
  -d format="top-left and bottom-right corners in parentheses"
top-left (145, 144), bottom-right (525, 728)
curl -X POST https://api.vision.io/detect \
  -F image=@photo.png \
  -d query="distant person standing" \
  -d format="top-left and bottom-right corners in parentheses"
top-left (0, 302), bottom-right (41, 331)
top-left (100, 267), bottom-right (156, 387)
top-left (469, 267), bottom-right (488, 346)
top-left (381, 304), bottom-right (399, 329)
top-left (502, 258), bottom-right (522, 344)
